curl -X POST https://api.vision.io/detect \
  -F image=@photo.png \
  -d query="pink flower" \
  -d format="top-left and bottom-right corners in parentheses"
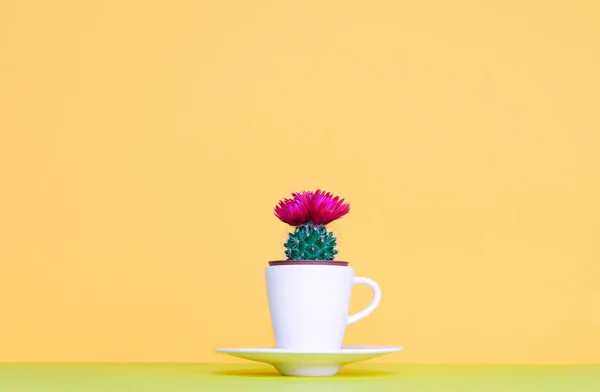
top-left (274, 191), bottom-right (312, 226)
top-left (309, 189), bottom-right (350, 225)
top-left (274, 189), bottom-right (350, 226)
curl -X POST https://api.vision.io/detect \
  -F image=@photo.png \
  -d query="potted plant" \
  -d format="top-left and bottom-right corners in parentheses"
top-left (266, 189), bottom-right (382, 351)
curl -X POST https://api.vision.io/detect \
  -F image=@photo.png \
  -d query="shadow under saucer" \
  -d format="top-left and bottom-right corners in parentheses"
top-left (213, 366), bottom-right (400, 379)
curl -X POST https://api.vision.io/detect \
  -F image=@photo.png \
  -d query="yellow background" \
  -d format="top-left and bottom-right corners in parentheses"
top-left (1, 0), bottom-right (599, 363)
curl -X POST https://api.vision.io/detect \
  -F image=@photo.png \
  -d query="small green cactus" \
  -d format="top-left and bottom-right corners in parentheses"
top-left (284, 223), bottom-right (338, 260)
top-left (275, 189), bottom-right (350, 261)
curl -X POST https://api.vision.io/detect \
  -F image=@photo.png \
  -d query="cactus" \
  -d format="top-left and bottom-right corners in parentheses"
top-left (284, 223), bottom-right (338, 261)
top-left (274, 190), bottom-right (349, 261)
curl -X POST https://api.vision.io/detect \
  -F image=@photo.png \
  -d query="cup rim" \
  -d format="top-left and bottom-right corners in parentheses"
top-left (268, 260), bottom-right (349, 267)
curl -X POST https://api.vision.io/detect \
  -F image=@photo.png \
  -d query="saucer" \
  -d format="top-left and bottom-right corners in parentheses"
top-left (214, 346), bottom-right (403, 377)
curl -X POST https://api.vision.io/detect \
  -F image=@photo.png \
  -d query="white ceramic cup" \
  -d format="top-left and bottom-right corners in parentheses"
top-left (265, 261), bottom-right (381, 351)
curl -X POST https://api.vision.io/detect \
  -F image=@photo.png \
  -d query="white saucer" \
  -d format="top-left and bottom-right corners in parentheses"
top-left (214, 346), bottom-right (403, 377)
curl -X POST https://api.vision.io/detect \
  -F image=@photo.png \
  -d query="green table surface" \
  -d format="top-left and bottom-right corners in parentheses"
top-left (0, 363), bottom-right (598, 391)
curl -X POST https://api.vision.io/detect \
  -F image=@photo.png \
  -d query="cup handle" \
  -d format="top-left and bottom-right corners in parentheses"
top-left (347, 276), bottom-right (382, 325)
